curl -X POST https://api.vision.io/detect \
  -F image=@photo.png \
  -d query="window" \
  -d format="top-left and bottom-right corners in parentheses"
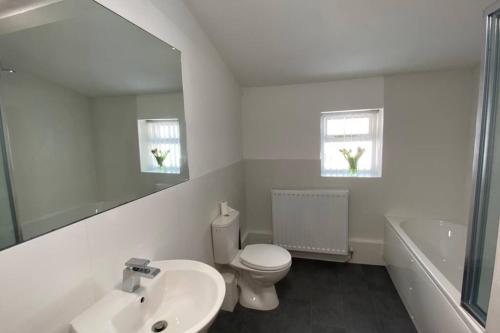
top-left (137, 119), bottom-right (181, 174)
top-left (321, 109), bottom-right (383, 177)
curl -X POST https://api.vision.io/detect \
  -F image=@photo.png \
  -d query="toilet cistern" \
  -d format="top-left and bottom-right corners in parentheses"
top-left (122, 257), bottom-right (160, 292)
top-left (212, 209), bottom-right (291, 311)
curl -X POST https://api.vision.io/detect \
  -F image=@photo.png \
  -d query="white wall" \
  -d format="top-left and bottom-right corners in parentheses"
top-left (383, 69), bottom-right (476, 221)
top-left (0, 1), bottom-right (243, 332)
top-left (91, 95), bottom-right (144, 201)
top-left (242, 69), bottom-right (477, 264)
top-left (137, 92), bottom-right (184, 119)
top-left (242, 77), bottom-right (384, 159)
top-left (0, 70), bottom-right (98, 225)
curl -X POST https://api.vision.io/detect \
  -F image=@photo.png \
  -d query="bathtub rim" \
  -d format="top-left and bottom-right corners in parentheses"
top-left (385, 215), bottom-right (484, 333)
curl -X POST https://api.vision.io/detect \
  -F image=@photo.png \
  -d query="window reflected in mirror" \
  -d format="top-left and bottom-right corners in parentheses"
top-left (0, 0), bottom-right (189, 250)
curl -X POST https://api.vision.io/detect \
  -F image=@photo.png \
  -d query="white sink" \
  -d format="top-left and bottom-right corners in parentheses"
top-left (70, 260), bottom-right (225, 333)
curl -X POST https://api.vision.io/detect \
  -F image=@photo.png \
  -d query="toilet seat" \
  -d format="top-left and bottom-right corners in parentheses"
top-left (239, 244), bottom-right (291, 271)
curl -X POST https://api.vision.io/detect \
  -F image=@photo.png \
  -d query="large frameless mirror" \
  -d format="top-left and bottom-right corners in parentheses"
top-left (462, 3), bottom-right (500, 326)
top-left (0, 0), bottom-right (189, 250)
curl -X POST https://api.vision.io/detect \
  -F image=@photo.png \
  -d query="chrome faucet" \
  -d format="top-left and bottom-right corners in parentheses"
top-left (122, 258), bottom-right (160, 293)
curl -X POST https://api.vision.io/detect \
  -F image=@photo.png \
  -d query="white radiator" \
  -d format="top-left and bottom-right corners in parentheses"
top-left (272, 189), bottom-right (349, 255)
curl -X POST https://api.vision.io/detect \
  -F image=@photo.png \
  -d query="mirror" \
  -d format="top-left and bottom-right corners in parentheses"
top-left (0, 0), bottom-right (189, 250)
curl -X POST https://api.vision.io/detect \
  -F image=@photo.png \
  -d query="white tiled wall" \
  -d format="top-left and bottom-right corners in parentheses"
top-left (0, 162), bottom-right (244, 333)
top-left (0, 222), bottom-right (95, 333)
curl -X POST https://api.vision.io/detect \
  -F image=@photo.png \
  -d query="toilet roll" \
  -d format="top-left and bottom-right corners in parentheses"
top-left (220, 201), bottom-right (230, 216)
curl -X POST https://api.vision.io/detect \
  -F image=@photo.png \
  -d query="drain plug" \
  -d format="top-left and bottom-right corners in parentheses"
top-left (151, 320), bottom-right (168, 332)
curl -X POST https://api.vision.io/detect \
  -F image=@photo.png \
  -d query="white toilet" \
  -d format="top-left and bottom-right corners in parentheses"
top-left (212, 209), bottom-right (291, 311)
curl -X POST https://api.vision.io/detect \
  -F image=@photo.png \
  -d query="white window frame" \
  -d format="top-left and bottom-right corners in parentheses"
top-left (321, 108), bottom-right (383, 178)
top-left (137, 118), bottom-right (181, 174)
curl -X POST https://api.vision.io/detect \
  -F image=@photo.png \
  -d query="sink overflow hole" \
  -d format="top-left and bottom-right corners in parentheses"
top-left (152, 320), bottom-right (168, 332)
top-left (140, 297), bottom-right (145, 303)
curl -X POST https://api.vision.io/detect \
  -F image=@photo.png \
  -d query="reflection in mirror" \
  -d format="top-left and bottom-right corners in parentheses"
top-left (0, 0), bottom-right (189, 250)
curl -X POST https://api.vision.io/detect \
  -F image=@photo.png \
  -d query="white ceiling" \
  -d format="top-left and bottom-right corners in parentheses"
top-left (0, 0), bottom-right (182, 97)
top-left (185, 0), bottom-right (492, 86)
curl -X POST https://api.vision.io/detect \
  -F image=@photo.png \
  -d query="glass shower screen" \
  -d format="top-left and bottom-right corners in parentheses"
top-left (0, 111), bottom-right (17, 248)
top-left (462, 4), bottom-right (500, 326)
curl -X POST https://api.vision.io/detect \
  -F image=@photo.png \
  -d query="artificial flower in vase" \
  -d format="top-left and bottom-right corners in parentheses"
top-left (339, 147), bottom-right (365, 175)
top-left (151, 148), bottom-right (170, 168)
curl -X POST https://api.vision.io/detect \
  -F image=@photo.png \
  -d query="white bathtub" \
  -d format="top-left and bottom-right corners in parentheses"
top-left (384, 216), bottom-right (484, 333)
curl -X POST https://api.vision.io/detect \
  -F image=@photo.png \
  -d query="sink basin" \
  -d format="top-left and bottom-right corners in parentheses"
top-left (70, 260), bottom-right (226, 333)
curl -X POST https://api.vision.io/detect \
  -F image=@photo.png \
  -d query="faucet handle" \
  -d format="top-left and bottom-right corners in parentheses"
top-left (125, 258), bottom-right (150, 268)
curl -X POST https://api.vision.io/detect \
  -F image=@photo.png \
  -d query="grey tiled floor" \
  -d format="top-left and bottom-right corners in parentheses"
top-left (209, 259), bottom-right (417, 333)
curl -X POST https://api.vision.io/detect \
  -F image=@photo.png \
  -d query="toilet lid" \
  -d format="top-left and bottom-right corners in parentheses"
top-left (240, 244), bottom-right (291, 271)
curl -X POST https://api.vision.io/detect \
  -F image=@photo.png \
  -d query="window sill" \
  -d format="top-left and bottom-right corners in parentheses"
top-left (141, 167), bottom-right (181, 174)
top-left (321, 176), bottom-right (381, 179)
top-left (321, 171), bottom-right (381, 178)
